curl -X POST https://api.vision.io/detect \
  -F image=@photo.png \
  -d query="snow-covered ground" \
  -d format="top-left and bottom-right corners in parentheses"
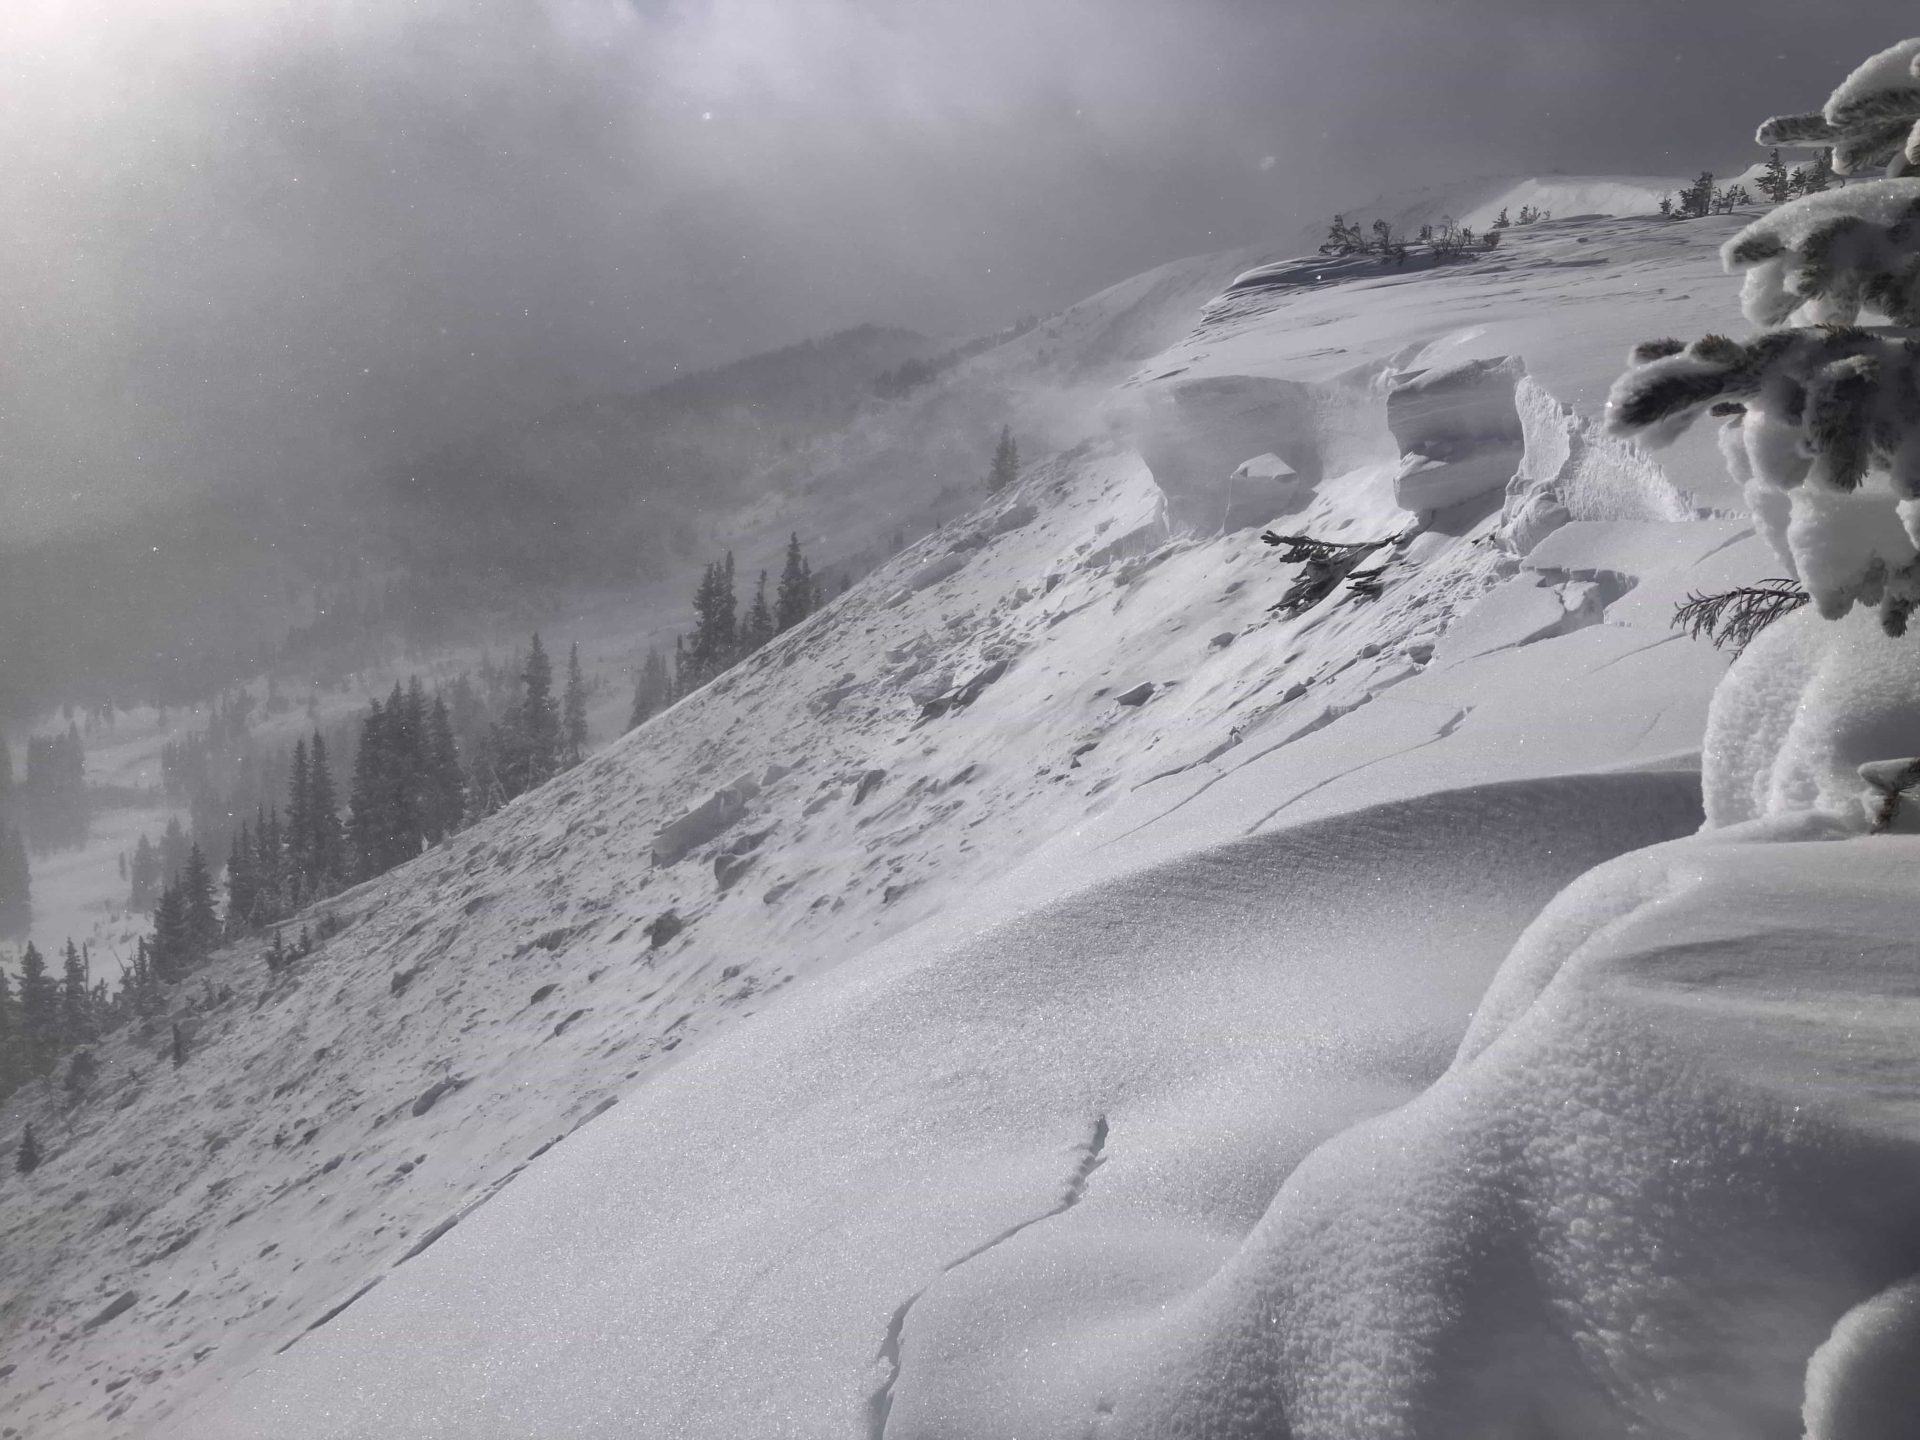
top-left (11, 194), bottom-right (1911, 1439)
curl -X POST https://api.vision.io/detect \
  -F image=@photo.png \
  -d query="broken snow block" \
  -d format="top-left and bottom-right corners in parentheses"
top-left (714, 852), bottom-right (756, 892)
top-left (908, 552), bottom-right (969, 592)
top-left (84, 1291), bottom-right (139, 1332)
top-left (410, 1077), bottom-right (466, 1117)
top-left (1387, 356), bottom-right (1525, 514)
top-left (1115, 682), bottom-right (1155, 707)
top-left (652, 784), bottom-right (751, 866)
top-left (990, 502), bottom-right (1039, 536)
top-left (951, 658), bottom-right (1009, 708)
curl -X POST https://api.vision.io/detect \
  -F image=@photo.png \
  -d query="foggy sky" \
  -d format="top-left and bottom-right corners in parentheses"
top-left (3, 0), bottom-right (1916, 540)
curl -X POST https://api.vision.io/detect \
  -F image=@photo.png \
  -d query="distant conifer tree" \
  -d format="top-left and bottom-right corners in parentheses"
top-left (562, 643), bottom-right (590, 767)
top-left (1760, 147), bottom-right (1792, 203)
top-left (425, 697), bottom-right (465, 840)
top-left (60, 940), bottom-right (92, 1047)
top-left (743, 571), bottom-right (776, 653)
top-left (776, 534), bottom-right (814, 633)
top-left (0, 825), bottom-right (29, 937)
top-left (348, 697), bottom-right (388, 880)
top-left (285, 738), bottom-right (312, 895)
top-left (181, 845), bottom-right (219, 962)
top-left (988, 427), bottom-right (1020, 493)
top-left (129, 833), bottom-right (159, 911)
top-left (0, 970), bottom-right (20, 1098)
top-left (226, 823), bottom-right (256, 935)
top-left (17, 942), bottom-right (57, 1076)
top-left (308, 732), bottom-right (345, 886)
top-left (160, 816), bottom-right (189, 887)
top-left (520, 634), bottom-right (560, 787)
top-left (628, 647), bottom-right (671, 731)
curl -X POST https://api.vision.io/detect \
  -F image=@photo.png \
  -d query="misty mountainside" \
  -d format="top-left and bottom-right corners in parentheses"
top-left (11, 188), bottom-right (1920, 1440)
top-left (381, 324), bottom-right (936, 589)
top-left (0, 246), bottom-right (1280, 728)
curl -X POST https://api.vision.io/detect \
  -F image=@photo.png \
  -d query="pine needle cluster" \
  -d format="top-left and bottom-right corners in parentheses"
top-left (1671, 579), bottom-right (1812, 653)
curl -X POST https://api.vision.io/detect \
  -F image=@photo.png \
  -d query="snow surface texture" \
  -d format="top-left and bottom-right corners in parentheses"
top-left (1702, 604), bottom-right (1920, 827)
top-left (1108, 818), bottom-right (1920, 1440)
top-left (6, 199), bottom-right (1880, 1439)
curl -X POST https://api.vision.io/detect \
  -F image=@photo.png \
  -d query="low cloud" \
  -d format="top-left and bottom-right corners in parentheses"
top-left (2, 0), bottom-right (1914, 537)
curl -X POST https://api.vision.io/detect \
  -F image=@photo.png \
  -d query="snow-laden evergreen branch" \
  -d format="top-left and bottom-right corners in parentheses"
top-left (1608, 37), bottom-right (1920, 637)
top-left (1757, 37), bottom-right (1920, 177)
top-left (1671, 579), bottom-right (1811, 653)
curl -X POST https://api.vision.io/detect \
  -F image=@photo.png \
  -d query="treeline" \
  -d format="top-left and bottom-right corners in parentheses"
top-left (0, 938), bottom-right (114, 1107)
top-left (1317, 214), bottom-right (1499, 263)
top-left (129, 635), bottom-right (598, 918)
top-left (0, 633), bottom-right (604, 1109)
top-left (629, 534), bottom-right (835, 728)
top-left (1660, 147), bottom-right (1835, 219)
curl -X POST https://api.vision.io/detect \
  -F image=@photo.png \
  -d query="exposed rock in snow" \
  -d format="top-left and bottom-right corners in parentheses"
top-left (1114, 682), bottom-right (1155, 707)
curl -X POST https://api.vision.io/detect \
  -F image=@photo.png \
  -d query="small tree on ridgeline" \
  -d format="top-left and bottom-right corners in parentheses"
top-left (1761, 146), bottom-right (1792, 204)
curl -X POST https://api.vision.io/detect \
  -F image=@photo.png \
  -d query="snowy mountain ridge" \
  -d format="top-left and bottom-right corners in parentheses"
top-left (8, 194), bottom-right (1913, 1439)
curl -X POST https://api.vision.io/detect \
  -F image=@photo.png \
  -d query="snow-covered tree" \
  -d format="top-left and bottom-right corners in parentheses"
top-left (1608, 38), bottom-right (1920, 636)
top-left (1761, 147), bottom-right (1792, 204)
top-left (1757, 38), bottom-right (1920, 178)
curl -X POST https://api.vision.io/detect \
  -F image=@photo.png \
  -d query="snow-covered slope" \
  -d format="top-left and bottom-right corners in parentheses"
top-left (8, 202), bottom-right (1893, 1439)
